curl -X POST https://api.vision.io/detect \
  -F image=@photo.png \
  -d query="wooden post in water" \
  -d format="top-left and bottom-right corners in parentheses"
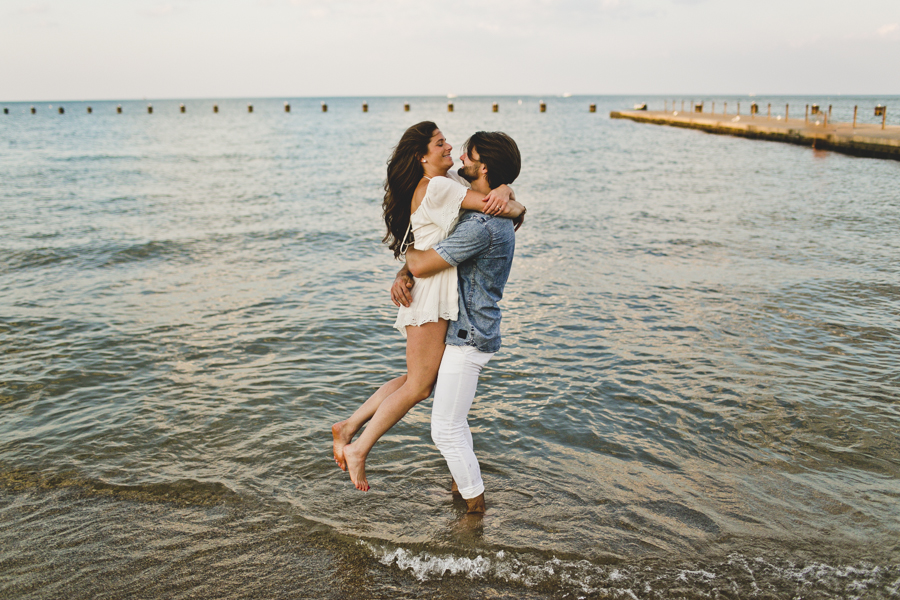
top-left (180, 104), bottom-right (186, 113)
top-left (805, 104), bottom-right (809, 124)
top-left (737, 102), bottom-right (740, 115)
top-left (589, 103), bottom-right (596, 113)
top-left (3, 108), bottom-right (8, 114)
top-left (711, 101), bottom-right (715, 114)
top-left (87, 106), bottom-right (92, 114)
top-left (786, 104), bottom-right (789, 120)
top-left (828, 105), bottom-right (832, 121)
top-left (447, 102), bottom-right (454, 112)
top-left (213, 104), bottom-right (218, 113)
top-left (284, 102), bottom-right (290, 113)
top-left (404, 102), bottom-right (410, 112)
top-left (853, 105), bottom-right (858, 128)
top-left (768, 103), bottom-right (771, 118)
top-left (31, 106), bottom-right (36, 114)
top-left (724, 102), bottom-right (727, 114)
top-left (58, 106), bottom-right (64, 114)
top-left (249, 104), bottom-right (254, 113)
top-left (664, 100), bottom-right (667, 111)
top-left (883, 106), bottom-right (887, 130)
top-left (681, 100), bottom-right (684, 112)
top-left (117, 105), bottom-right (122, 114)
top-left (362, 102), bottom-right (368, 112)
top-left (148, 104), bottom-right (153, 114)
top-left (321, 102), bottom-right (327, 112)
top-left (492, 102), bottom-right (498, 112)
top-left (540, 101), bottom-right (546, 112)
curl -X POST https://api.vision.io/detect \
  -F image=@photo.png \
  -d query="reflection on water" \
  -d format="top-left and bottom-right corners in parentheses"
top-left (1, 95), bottom-right (899, 598)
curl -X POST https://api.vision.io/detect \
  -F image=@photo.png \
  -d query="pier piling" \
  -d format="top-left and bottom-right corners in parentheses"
top-left (540, 101), bottom-right (546, 112)
top-left (853, 105), bottom-right (858, 128)
top-left (786, 104), bottom-right (789, 120)
top-left (805, 104), bottom-right (809, 124)
top-left (180, 104), bottom-right (186, 113)
top-left (31, 106), bottom-right (36, 114)
top-left (321, 102), bottom-right (327, 112)
top-left (404, 102), bottom-right (410, 112)
top-left (493, 102), bottom-right (498, 113)
top-left (768, 103), bottom-right (771, 118)
top-left (875, 105), bottom-right (887, 130)
top-left (590, 103), bottom-right (596, 113)
top-left (3, 108), bottom-right (7, 115)
top-left (58, 107), bottom-right (64, 114)
top-left (284, 102), bottom-right (290, 113)
top-left (362, 102), bottom-right (368, 112)
top-left (448, 102), bottom-right (454, 112)
top-left (249, 104), bottom-right (254, 113)
top-left (148, 104), bottom-right (153, 114)
top-left (117, 105), bottom-right (122, 114)
top-left (87, 106), bottom-right (92, 114)
top-left (213, 104), bottom-right (218, 113)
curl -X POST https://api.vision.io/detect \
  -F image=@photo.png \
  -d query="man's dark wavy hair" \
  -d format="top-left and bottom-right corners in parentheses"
top-left (464, 131), bottom-right (521, 188)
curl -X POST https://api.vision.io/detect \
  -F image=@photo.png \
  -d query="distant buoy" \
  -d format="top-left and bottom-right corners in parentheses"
top-left (589, 104), bottom-right (596, 113)
top-left (321, 102), bottom-right (328, 112)
top-left (117, 105), bottom-right (122, 114)
top-left (31, 106), bottom-right (36, 114)
top-left (362, 102), bottom-right (368, 112)
top-left (180, 103), bottom-right (186, 113)
top-left (213, 104), bottom-right (218, 113)
top-left (447, 102), bottom-right (454, 112)
top-left (248, 104), bottom-right (253, 113)
top-left (539, 101), bottom-right (546, 113)
top-left (58, 106), bottom-right (65, 114)
top-left (492, 102), bottom-right (498, 113)
top-left (284, 102), bottom-right (290, 113)
top-left (404, 102), bottom-right (410, 112)
top-left (87, 106), bottom-right (93, 114)
top-left (148, 104), bottom-right (153, 114)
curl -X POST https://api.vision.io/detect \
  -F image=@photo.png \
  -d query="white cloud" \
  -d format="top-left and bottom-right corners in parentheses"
top-left (877, 23), bottom-right (898, 37)
top-left (138, 3), bottom-right (176, 17)
top-left (11, 3), bottom-right (50, 15)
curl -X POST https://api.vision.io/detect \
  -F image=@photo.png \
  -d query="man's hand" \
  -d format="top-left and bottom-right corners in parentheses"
top-left (513, 208), bottom-right (526, 231)
top-left (391, 265), bottom-right (415, 307)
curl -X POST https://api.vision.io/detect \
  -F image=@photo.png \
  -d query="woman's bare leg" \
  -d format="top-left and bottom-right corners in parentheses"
top-left (333, 375), bottom-right (407, 470)
top-left (344, 320), bottom-right (448, 491)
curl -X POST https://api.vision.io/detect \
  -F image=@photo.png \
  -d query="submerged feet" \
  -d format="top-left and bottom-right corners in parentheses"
top-left (343, 442), bottom-right (370, 492)
top-left (332, 420), bottom-right (352, 471)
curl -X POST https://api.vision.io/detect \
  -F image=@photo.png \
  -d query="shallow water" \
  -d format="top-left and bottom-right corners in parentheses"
top-left (2, 95), bottom-right (899, 599)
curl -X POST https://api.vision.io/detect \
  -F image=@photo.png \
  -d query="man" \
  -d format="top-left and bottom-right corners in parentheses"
top-left (392, 131), bottom-right (524, 514)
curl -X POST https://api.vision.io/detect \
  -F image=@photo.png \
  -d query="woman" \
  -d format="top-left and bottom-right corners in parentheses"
top-left (332, 121), bottom-right (525, 491)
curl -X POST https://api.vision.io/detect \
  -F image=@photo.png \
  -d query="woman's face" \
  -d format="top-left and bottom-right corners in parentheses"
top-left (421, 129), bottom-right (454, 172)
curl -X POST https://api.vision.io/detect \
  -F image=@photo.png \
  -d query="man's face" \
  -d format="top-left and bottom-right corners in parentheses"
top-left (457, 147), bottom-right (485, 183)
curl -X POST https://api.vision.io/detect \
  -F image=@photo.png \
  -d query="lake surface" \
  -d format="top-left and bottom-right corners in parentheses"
top-left (1, 94), bottom-right (899, 599)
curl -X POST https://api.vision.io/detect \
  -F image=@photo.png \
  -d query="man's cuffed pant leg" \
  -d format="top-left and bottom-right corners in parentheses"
top-left (431, 345), bottom-right (493, 500)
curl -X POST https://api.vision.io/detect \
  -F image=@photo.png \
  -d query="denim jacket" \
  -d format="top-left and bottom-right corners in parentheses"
top-left (433, 211), bottom-right (516, 353)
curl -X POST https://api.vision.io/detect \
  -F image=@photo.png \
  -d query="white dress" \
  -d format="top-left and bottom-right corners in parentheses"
top-left (393, 172), bottom-right (469, 337)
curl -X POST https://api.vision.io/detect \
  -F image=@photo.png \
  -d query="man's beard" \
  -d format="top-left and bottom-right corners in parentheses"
top-left (457, 164), bottom-right (478, 183)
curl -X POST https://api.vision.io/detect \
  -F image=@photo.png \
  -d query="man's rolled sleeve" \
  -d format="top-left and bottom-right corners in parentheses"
top-left (433, 217), bottom-right (491, 267)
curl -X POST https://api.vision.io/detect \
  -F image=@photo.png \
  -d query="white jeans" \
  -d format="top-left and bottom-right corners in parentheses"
top-left (431, 344), bottom-right (494, 500)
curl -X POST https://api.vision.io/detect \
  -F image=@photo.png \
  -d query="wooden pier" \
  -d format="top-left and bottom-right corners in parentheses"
top-left (610, 109), bottom-right (900, 161)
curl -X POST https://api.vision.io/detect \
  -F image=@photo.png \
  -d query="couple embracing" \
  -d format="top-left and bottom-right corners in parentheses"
top-left (332, 121), bottom-right (525, 514)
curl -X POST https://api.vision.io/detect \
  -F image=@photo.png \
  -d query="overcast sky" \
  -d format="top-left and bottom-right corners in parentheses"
top-left (2, 0), bottom-right (898, 101)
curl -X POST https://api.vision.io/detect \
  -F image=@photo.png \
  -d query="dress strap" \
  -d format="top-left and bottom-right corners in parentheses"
top-left (399, 219), bottom-right (414, 255)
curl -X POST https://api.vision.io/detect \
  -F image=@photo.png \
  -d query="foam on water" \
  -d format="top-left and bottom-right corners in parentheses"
top-left (364, 541), bottom-right (899, 598)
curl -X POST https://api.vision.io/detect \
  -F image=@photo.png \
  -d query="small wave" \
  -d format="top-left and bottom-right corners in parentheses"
top-left (0, 467), bottom-right (242, 507)
top-left (363, 541), bottom-right (899, 598)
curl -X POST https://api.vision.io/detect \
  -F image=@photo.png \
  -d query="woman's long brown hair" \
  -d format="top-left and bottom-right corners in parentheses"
top-left (383, 121), bottom-right (437, 259)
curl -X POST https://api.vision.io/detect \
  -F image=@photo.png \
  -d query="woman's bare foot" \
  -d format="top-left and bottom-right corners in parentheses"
top-left (332, 421), bottom-right (352, 471)
top-left (343, 442), bottom-right (370, 491)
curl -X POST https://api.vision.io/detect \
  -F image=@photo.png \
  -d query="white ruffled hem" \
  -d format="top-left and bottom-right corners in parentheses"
top-left (393, 310), bottom-right (459, 338)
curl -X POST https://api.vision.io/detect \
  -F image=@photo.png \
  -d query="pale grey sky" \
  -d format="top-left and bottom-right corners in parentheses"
top-left (2, 0), bottom-right (898, 101)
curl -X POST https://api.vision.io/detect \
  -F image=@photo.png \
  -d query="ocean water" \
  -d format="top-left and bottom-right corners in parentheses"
top-left (1, 95), bottom-right (899, 599)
